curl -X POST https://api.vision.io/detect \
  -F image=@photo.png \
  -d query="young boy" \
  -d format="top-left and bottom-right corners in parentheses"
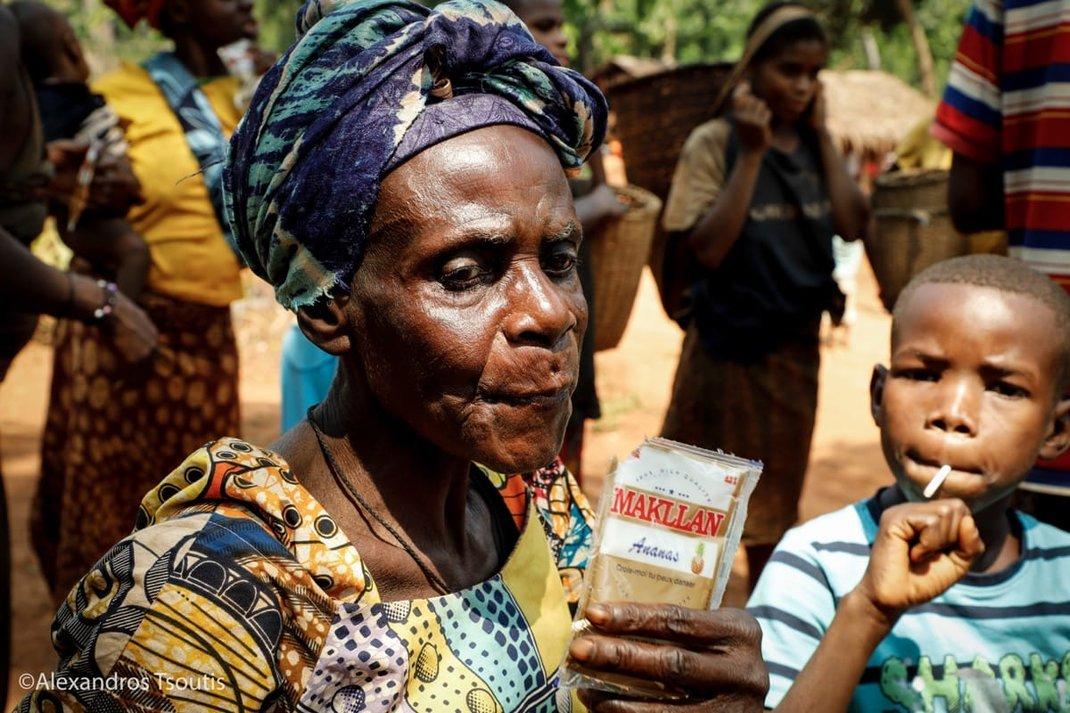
top-left (749, 254), bottom-right (1070, 712)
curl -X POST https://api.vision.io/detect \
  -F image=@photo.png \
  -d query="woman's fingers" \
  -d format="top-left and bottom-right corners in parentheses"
top-left (569, 630), bottom-right (766, 695)
top-left (579, 689), bottom-right (762, 712)
top-left (585, 603), bottom-right (759, 650)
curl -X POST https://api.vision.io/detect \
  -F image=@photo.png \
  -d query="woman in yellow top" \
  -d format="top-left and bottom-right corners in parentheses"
top-left (32, 0), bottom-right (258, 602)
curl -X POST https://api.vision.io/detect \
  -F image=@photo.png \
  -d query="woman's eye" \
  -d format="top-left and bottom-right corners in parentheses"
top-left (440, 258), bottom-right (491, 290)
top-left (542, 247), bottom-right (577, 276)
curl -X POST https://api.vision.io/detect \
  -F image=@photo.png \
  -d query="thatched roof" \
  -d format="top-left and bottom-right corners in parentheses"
top-left (591, 56), bottom-right (676, 89)
top-left (820, 69), bottom-right (934, 158)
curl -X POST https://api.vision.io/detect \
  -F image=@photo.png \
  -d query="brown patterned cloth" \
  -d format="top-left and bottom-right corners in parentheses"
top-left (32, 290), bottom-right (240, 602)
top-left (661, 324), bottom-right (820, 546)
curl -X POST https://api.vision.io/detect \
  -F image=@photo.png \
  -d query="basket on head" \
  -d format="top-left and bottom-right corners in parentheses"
top-left (590, 184), bottom-right (663, 351)
top-left (605, 63), bottom-right (733, 321)
top-left (865, 168), bottom-right (968, 312)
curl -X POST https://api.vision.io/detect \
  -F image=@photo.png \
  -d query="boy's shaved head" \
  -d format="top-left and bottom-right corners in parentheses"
top-left (893, 255), bottom-right (1070, 388)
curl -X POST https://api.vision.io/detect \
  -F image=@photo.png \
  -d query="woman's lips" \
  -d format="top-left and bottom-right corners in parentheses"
top-left (478, 384), bottom-right (572, 409)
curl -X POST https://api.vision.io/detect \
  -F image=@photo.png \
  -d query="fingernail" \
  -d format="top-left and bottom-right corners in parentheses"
top-left (586, 603), bottom-right (608, 625)
top-left (570, 637), bottom-right (594, 661)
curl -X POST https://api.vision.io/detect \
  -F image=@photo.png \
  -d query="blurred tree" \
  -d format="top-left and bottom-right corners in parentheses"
top-left (562, 0), bottom-right (969, 93)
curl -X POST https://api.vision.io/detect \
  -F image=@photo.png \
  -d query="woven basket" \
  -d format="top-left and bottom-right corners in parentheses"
top-left (865, 168), bottom-right (967, 311)
top-left (605, 63), bottom-right (733, 319)
top-left (590, 184), bottom-right (663, 351)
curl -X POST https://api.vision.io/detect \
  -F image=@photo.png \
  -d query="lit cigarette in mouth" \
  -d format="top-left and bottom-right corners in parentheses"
top-left (924, 465), bottom-right (952, 499)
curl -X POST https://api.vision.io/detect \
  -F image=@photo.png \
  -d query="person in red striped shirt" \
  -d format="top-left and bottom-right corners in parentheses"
top-left (934, 0), bottom-right (1070, 530)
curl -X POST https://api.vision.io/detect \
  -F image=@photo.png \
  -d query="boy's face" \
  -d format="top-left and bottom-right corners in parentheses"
top-left (871, 283), bottom-right (1070, 511)
top-left (514, 0), bottom-right (569, 66)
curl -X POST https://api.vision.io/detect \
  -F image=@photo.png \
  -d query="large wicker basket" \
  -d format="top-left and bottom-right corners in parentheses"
top-left (591, 184), bottom-right (663, 351)
top-left (866, 168), bottom-right (967, 311)
top-left (604, 63), bottom-right (733, 319)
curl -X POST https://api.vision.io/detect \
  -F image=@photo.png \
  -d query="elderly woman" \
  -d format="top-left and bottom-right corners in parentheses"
top-left (19, 2), bottom-right (766, 711)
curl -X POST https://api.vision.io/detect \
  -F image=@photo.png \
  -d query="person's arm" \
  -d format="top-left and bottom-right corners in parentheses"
top-left (573, 152), bottom-right (628, 237)
top-left (772, 499), bottom-right (983, 713)
top-left (60, 218), bottom-right (150, 299)
top-left (0, 227), bottom-right (158, 361)
top-left (574, 185), bottom-right (627, 237)
top-left (948, 152), bottom-right (1003, 233)
top-left (933, 0), bottom-right (1005, 228)
top-left (685, 82), bottom-right (769, 270)
top-left (810, 84), bottom-right (869, 241)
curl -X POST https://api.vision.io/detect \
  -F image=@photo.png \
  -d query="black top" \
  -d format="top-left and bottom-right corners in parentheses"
top-left (692, 124), bottom-right (842, 362)
top-left (35, 81), bottom-right (105, 143)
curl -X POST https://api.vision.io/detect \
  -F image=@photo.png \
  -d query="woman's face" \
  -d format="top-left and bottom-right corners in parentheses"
top-left (348, 125), bottom-right (585, 474)
top-left (172, 0), bottom-right (257, 47)
top-left (750, 38), bottom-right (827, 124)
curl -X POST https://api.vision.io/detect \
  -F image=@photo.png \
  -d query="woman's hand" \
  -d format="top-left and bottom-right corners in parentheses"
top-left (109, 289), bottom-right (158, 363)
top-left (571, 603), bottom-right (769, 711)
top-left (589, 184), bottom-right (630, 223)
top-left (69, 274), bottom-right (158, 363)
top-left (806, 80), bottom-right (828, 133)
top-left (44, 139), bottom-right (88, 200)
top-left (731, 82), bottom-right (772, 156)
top-left (88, 152), bottom-right (144, 215)
top-left (853, 499), bottom-right (984, 622)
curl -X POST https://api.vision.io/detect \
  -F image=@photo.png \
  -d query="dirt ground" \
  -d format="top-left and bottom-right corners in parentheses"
top-left (0, 263), bottom-right (893, 708)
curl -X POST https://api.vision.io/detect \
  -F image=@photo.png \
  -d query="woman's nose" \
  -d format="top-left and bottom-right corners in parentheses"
top-left (925, 378), bottom-right (979, 437)
top-left (502, 262), bottom-right (578, 349)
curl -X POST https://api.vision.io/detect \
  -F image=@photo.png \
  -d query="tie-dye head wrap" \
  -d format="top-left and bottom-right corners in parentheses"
top-left (224, 0), bottom-right (608, 311)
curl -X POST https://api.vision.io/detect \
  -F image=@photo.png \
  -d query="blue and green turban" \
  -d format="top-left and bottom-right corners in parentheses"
top-left (223, 0), bottom-right (608, 310)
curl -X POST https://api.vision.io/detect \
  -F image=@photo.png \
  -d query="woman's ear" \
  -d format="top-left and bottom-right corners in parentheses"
top-left (1039, 396), bottom-right (1070, 461)
top-left (295, 296), bottom-right (352, 356)
top-left (870, 364), bottom-right (888, 426)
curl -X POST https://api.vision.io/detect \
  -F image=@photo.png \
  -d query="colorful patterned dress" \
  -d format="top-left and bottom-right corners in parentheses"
top-left (18, 439), bottom-right (593, 712)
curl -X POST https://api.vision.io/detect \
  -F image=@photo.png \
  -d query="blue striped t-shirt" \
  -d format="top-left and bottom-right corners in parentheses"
top-left (747, 491), bottom-right (1070, 712)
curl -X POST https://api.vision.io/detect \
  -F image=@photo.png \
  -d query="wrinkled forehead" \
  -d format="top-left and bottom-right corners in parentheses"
top-left (371, 125), bottom-right (572, 250)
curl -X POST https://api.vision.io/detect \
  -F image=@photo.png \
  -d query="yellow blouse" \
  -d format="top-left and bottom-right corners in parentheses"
top-left (94, 63), bottom-right (243, 307)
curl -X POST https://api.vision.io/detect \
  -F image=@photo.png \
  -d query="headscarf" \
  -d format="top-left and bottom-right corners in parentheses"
top-left (103, 0), bottom-right (166, 29)
top-left (712, 4), bottom-right (818, 113)
top-left (224, 0), bottom-right (608, 311)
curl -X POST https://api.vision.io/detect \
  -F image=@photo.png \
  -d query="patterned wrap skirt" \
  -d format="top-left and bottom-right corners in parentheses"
top-left (661, 324), bottom-right (821, 546)
top-left (32, 290), bottom-right (240, 602)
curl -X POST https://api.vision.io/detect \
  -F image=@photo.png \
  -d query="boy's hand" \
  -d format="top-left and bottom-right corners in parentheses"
top-left (855, 500), bottom-right (984, 622)
top-left (731, 81), bottom-right (772, 155)
top-left (572, 603), bottom-right (768, 711)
